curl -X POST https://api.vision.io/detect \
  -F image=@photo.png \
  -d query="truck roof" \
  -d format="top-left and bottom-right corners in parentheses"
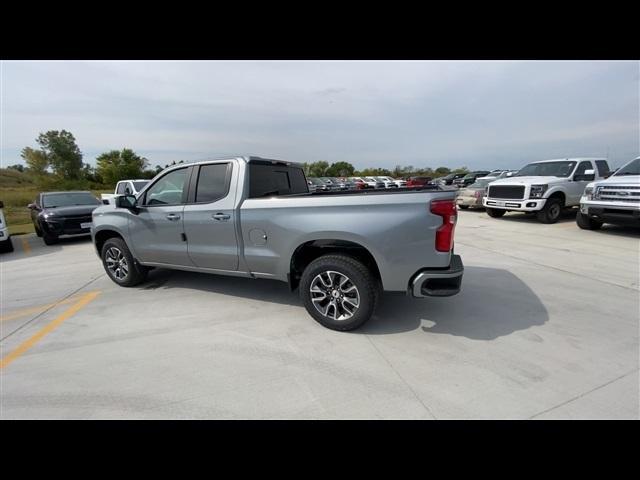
top-left (166, 155), bottom-right (305, 170)
top-left (530, 157), bottom-right (607, 164)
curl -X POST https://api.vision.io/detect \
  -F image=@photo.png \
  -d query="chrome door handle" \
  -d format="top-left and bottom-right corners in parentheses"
top-left (212, 213), bottom-right (231, 221)
top-left (166, 213), bottom-right (181, 221)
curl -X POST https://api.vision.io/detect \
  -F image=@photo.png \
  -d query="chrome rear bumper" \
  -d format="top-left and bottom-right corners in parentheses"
top-left (410, 254), bottom-right (464, 297)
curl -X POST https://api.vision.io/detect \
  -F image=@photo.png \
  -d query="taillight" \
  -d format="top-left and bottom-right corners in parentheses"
top-left (430, 199), bottom-right (457, 252)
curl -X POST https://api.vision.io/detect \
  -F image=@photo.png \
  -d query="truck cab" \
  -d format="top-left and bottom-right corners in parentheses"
top-left (577, 156), bottom-right (640, 230)
top-left (483, 158), bottom-right (610, 223)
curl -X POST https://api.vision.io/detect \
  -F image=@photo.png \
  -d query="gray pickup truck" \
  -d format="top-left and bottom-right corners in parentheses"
top-left (91, 156), bottom-right (464, 331)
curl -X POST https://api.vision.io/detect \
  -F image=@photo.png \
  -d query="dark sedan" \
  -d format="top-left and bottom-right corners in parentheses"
top-left (29, 191), bottom-right (102, 245)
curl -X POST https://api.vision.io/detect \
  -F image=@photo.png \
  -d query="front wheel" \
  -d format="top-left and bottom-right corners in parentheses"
top-left (576, 211), bottom-right (603, 230)
top-left (299, 254), bottom-right (379, 331)
top-left (42, 232), bottom-right (59, 245)
top-left (537, 198), bottom-right (562, 224)
top-left (0, 237), bottom-right (14, 253)
top-left (486, 207), bottom-right (506, 218)
top-left (458, 205), bottom-right (469, 210)
top-left (101, 237), bottom-right (148, 287)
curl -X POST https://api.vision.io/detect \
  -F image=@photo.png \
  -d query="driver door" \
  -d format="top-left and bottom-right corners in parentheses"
top-left (127, 166), bottom-right (193, 266)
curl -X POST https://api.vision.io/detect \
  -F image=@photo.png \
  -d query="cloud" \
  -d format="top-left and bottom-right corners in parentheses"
top-left (1, 60), bottom-right (638, 170)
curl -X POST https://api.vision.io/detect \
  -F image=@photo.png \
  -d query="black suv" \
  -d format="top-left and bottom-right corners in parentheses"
top-left (453, 171), bottom-right (491, 188)
top-left (29, 191), bottom-right (102, 245)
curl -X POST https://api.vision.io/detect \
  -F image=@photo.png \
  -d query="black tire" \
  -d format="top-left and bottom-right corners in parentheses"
top-left (536, 198), bottom-right (562, 224)
top-left (43, 232), bottom-right (59, 245)
top-left (458, 205), bottom-right (469, 210)
top-left (101, 237), bottom-right (148, 287)
top-left (34, 223), bottom-right (43, 237)
top-left (0, 237), bottom-right (14, 253)
top-left (576, 211), bottom-right (603, 230)
top-left (299, 254), bottom-right (379, 331)
top-left (486, 208), bottom-right (506, 218)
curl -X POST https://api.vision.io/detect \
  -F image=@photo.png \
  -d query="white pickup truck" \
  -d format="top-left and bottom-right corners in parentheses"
top-left (483, 158), bottom-right (611, 223)
top-left (576, 156), bottom-right (640, 230)
top-left (101, 179), bottom-right (150, 205)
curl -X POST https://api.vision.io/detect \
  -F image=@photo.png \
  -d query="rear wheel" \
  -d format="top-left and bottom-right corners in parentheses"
top-left (0, 237), bottom-right (13, 253)
top-left (101, 237), bottom-right (148, 287)
top-left (486, 208), bottom-right (506, 218)
top-left (537, 198), bottom-right (562, 224)
top-left (576, 211), bottom-right (603, 230)
top-left (299, 254), bottom-right (379, 331)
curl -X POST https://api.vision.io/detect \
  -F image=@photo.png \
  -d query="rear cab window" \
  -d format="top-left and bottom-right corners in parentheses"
top-left (595, 160), bottom-right (611, 177)
top-left (248, 162), bottom-right (309, 198)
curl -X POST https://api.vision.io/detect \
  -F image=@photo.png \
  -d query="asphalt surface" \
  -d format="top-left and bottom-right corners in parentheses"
top-left (1, 209), bottom-right (638, 419)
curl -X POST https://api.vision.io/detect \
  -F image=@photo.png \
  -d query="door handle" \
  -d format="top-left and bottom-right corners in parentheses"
top-left (212, 213), bottom-right (231, 221)
top-left (166, 213), bottom-right (181, 221)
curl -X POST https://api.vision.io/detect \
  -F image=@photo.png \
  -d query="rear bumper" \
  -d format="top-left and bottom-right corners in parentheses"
top-left (410, 254), bottom-right (464, 297)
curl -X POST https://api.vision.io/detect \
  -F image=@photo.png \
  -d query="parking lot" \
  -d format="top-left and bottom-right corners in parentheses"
top-left (1, 209), bottom-right (638, 419)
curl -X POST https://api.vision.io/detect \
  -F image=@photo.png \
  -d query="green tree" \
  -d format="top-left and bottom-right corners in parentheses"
top-left (96, 148), bottom-right (149, 186)
top-left (435, 166), bottom-right (450, 176)
top-left (7, 164), bottom-right (25, 172)
top-left (21, 147), bottom-right (49, 175)
top-left (36, 130), bottom-right (83, 179)
top-left (308, 161), bottom-right (329, 177)
top-left (326, 161), bottom-right (355, 177)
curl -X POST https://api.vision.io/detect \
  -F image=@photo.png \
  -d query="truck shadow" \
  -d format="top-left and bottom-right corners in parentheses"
top-left (141, 265), bottom-right (547, 340)
top-left (491, 209), bottom-right (577, 223)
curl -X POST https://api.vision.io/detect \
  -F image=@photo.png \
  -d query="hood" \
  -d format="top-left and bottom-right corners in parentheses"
top-left (41, 205), bottom-right (100, 217)
top-left (489, 176), bottom-right (565, 186)
top-left (597, 174), bottom-right (640, 185)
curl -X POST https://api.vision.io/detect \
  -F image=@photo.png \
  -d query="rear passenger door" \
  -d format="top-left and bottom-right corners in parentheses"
top-left (568, 160), bottom-right (594, 204)
top-left (182, 162), bottom-right (239, 271)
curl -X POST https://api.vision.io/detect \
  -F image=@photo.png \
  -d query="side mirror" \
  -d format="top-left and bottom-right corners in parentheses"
top-left (27, 203), bottom-right (38, 210)
top-left (576, 169), bottom-right (595, 182)
top-left (506, 172), bottom-right (514, 177)
top-left (115, 194), bottom-right (138, 212)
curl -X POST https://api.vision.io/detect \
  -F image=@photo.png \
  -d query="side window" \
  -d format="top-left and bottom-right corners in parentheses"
top-left (124, 183), bottom-right (133, 195)
top-left (595, 160), bottom-right (611, 177)
top-left (195, 164), bottom-right (230, 203)
top-left (116, 182), bottom-right (127, 194)
top-left (574, 161), bottom-right (593, 177)
top-left (143, 168), bottom-right (188, 206)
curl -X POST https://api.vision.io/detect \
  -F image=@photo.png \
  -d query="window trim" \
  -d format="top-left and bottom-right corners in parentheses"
top-left (186, 162), bottom-right (233, 205)
top-left (573, 160), bottom-right (594, 178)
top-left (139, 166), bottom-right (192, 207)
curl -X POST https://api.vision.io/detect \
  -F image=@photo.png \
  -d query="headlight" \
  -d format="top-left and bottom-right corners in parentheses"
top-left (583, 182), bottom-right (595, 200)
top-left (529, 184), bottom-right (548, 198)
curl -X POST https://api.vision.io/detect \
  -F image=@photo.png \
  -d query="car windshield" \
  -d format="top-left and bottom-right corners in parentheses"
top-left (133, 181), bottom-right (149, 191)
top-left (514, 161), bottom-right (577, 177)
top-left (43, 192), bottom-right (100, 208)
top-left (470, 179), bottom-right (492, 188)
top-left (614, 158), bottom-right (640, 176)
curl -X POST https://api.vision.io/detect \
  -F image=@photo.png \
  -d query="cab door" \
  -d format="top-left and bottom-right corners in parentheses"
top-left (567, 161), bottom-right (594, 205)
top-left (182, 162), bottom-right (239, 271)
top-left (127, 166), bottom-right (193, 266)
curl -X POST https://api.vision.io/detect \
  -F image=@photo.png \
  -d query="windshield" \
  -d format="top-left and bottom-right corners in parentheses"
top-left (614, 158), bottom-right (640, 176)
top-left (515, 161), bottom-right (576, 178)
top-left (470, 179), bottom-right (492, 188)
top-left (43, 192), bottom-right (100, 208)
top-left (132, 181), bottom-right (149, 191)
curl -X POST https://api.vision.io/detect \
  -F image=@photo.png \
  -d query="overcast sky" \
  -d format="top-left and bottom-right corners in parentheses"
top-left (1, 60), bottom-right (638, 171)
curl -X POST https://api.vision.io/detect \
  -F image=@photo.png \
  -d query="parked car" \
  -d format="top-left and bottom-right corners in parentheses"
top-left (436, 173), bottom-right (467, 186)
top-left (577, 156), bottom-right (639, 230)
top-left (348, 177), bottom-right (369, 189)
top-left (335, 177), bottom-right (357, 190)
top-left (406, 176), bottom-right (433, 188)
top-left (375, 176), bottom-right (400, 188)
top-left (456, 178), bottom-right (495, 210)
top-left (362, 177), bottom-right (386, 189)
top-left (92, 156), bottom-right (464, 331)
top-left (483, 158), bottom-right (611, 224)
top-left (326, 177), bottom-right (351, 190)
top-left (29, 191), bottom-right (102, 245)
top-left (0, 200), bottom-right (14, 253)
top-left (307, 177), bottom-right (329, 192)
top-left (101, 179), bottom-right (150, 205)
top-left (453, 171), bottom-right (491, 188)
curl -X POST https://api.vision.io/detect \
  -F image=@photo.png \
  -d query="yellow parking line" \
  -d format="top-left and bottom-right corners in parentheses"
top-left (0, 291), bottom-right (100, 369)
top-left (1, 296), bottom-right (81, 323)
top-left (21, 236), bottom-right (31, 255)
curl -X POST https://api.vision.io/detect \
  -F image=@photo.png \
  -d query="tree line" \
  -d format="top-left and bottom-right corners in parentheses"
top-left (6, 129), bottom-right (471, 190)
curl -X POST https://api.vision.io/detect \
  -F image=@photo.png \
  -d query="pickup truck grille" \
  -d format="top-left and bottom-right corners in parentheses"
top-left (487, 185), bottom-right (525, 199)
top-left (595, 185), bottom-right (640, 202)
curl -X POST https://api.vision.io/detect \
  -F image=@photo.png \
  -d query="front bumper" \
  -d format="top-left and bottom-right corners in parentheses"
top-left (483, 197), bottom-right (546, 211)
top-left (580, 201), bottom-right (640, 225)
top-left (42, 220), bottom-right (91, 237)
top-left (410, 254), bottom-right (464, 297)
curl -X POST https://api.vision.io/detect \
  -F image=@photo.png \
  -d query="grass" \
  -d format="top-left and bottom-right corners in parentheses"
top-left (2, 187), bottom-right (111, 236)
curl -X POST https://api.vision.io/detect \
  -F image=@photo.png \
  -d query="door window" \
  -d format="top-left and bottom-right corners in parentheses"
top-left (574, 161), bottom-right (593, 178)
top-left (143, 168), bottom-right (188, 205)
top-left (116, 182), bottom-right (127, 194)
top-left (195, 164), bottom-right (230, 203)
